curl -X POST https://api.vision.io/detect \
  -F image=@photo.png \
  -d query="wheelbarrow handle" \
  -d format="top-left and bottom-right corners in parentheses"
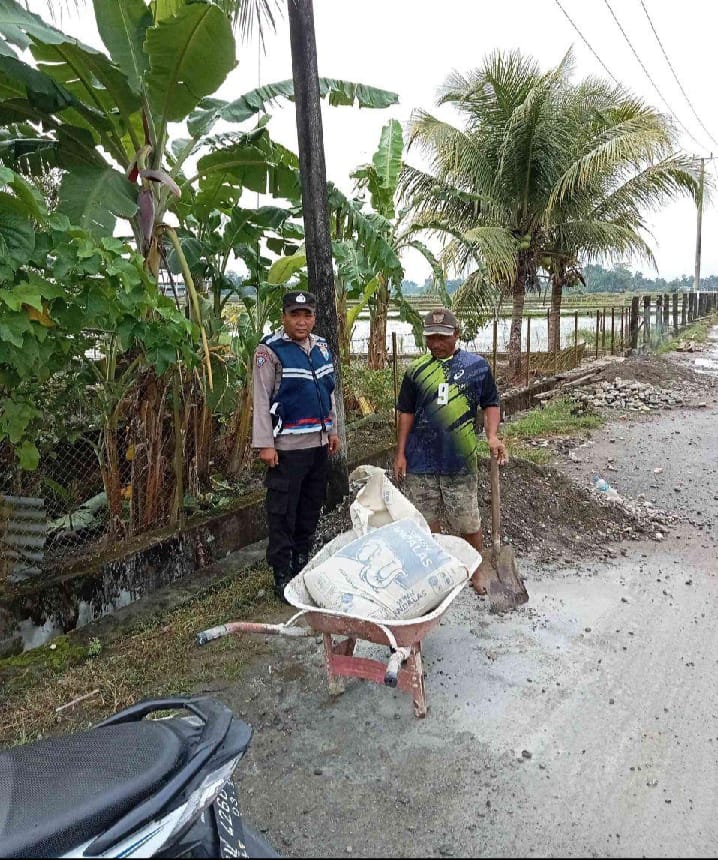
top-left (384, 646), bottom-right (413, 688)
top-left (196, 614), bottom-right (313, 646)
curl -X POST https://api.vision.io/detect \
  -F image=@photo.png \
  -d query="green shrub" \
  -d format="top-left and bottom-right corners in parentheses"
top-left (342, 362), bottom-right (405, 417)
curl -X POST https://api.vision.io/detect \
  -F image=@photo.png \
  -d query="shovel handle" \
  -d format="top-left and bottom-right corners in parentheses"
top-left (490, 453), bottom-right (502, 556)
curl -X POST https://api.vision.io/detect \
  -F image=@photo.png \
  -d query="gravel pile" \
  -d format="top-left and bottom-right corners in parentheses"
top-left (571, 377), bottom-right (688, 412)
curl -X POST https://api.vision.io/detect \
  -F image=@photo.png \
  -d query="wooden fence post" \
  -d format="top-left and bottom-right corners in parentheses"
top-left (643, 295), bottom-right (651, 343)
top-left (546, 309), bottom-right (550, 353)
top-left (655, 294), bottom-right (663, 341)
top-left (574, 310), bottom-right (579, 368)
top-left (610, 307), bottom-right (615, 354)
top-left (595, 309), bottom-right (600, 358)
top-left (601, 307), bottom-right (606, 350)
top-left (620, 307), bottom-right (624, 352)
top-left (630, 296), bottom-right (640, 349)
top-left (681, 292), bottom-right (688, 327)
top-left (672, 293), bottom-right (678, 335)
top-left (492, 317), bottom-right (498, 377)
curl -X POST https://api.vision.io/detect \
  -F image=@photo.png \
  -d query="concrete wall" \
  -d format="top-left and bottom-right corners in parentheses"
top-left (0, 488), bottom-right (269, 657)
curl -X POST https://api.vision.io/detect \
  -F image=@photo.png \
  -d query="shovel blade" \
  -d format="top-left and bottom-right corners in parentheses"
top-left (487, 547), bottom-right (529, 613)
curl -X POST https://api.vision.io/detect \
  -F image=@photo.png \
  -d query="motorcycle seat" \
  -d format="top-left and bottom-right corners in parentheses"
top-left (0, 720), bottom-right (184, 858)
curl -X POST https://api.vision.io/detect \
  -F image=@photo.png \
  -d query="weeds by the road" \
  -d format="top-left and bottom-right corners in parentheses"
top-left (0, 562), bottom-right (281, 747)
top-left (656, 315), bottom-right (717, 354)
top-left (504, 398), bottom-right (604, 438)
top-left (484, 398), bottom-right (605, 464)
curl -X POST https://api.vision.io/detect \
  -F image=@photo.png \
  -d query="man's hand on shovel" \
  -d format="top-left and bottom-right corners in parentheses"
top-left (488, 436), bottom-right (508, 466)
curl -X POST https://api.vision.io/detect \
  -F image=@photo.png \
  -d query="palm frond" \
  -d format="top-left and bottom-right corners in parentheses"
top-left (452, 268), bottom-right (501, 326)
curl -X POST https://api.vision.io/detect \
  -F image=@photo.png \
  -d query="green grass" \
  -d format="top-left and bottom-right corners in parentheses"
top-left (655, 315), bottom-right (717, 354)
top-left (503, 398), bottom-right (604, 439)
top-left (475, 398), bottom-right (603, 467)
top-left (476, 438), bottom-right (552, 465)
top-left (0, 635), bottom-right (91, 682)
top-left (0, 562), bottom-right (280, 747)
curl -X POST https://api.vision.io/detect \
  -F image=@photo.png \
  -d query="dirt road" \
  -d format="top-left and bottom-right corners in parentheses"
top-left (227, 349), bottom-right (718, 857)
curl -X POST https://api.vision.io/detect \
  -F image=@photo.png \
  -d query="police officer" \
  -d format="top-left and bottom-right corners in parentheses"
top-left (252, 291), bottom-right (340, 601)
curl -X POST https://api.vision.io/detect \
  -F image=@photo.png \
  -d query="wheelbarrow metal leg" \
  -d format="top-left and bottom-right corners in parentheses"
top-left (323, 634), bottom-right (356, 696)
top-left (407, 643), bottom-right (427, 718)
top-left (322, 634), bottom-right (427, 718)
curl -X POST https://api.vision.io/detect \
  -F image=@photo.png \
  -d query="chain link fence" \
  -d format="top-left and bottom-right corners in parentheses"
top-left (0, 360), bottom-right (257, 582)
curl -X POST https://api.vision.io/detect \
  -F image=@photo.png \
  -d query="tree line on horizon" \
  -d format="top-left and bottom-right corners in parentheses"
top-left (401, 263), bottom-right (718, 297)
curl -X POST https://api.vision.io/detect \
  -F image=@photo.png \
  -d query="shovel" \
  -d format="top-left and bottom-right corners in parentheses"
top-left (472, 454), bottom-right (529, 613)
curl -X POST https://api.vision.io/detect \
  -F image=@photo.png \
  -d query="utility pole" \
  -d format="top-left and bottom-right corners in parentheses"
top-left (287, 0), bottom-right (349, 504)
top-left (694, 156), bottom-right (706, 294)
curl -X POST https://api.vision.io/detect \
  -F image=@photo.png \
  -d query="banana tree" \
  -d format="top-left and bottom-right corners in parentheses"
top-left (351, 120), bottom-right (445, 367)
top-left (0, 1), bottom-right (397, 337)
top-left (0, 164), bottom-right (199, 534)
top-left (169, 203), bottom-right (306, 474)
top-left (0, 0), bottom-right (398, 499)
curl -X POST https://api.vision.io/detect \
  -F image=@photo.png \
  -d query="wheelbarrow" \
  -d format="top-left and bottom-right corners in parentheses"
top-left (197, 535), bottom-right (480, 718)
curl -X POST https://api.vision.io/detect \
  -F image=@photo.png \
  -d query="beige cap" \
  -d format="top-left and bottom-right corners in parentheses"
top-left (423, 307), bottom-right (459, 335)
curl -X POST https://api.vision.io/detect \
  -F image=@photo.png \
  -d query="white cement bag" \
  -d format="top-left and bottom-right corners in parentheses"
top-left (348, 465), bottom-right (429, 534)
top-left (303, 518), bottom-right (470, 620)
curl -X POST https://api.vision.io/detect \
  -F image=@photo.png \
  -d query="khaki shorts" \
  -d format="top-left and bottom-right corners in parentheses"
top-left (403, 472), bottom-right (481, 534)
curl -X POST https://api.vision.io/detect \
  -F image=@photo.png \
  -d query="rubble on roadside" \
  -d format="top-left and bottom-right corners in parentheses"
top-left (569, 377), bottom-right (686, 412)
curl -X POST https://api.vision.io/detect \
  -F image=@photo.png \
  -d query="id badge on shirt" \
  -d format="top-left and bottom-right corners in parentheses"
top-left (437, 382), bottom-right (449, 405)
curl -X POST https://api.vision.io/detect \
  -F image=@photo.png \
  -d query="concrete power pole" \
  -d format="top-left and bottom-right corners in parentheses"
top-left (694, 157), bottom-right (705, 294)
top-left (287, 0), bottom-right (349, 505)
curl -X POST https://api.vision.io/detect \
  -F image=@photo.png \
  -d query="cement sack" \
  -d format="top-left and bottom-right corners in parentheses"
top-left (348, 464), bottom-right (428, 535)
top-left (303, 518), bottom-right (470, 620)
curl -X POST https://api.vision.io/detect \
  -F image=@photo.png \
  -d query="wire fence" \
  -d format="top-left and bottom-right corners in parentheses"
top-left (1, 289), bottom-right (716, 582)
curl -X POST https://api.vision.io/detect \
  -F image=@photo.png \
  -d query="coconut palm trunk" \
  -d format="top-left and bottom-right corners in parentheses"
top-left (508, 252), bottom-right (531, 379)
top-left (549, 263), bottom-right (565, 354)
top-left (288, 0), bottom-right (349, 504)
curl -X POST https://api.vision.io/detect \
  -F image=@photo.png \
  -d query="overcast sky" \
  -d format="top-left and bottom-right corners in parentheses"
top-left (33, 0), bottom-right (718, 284)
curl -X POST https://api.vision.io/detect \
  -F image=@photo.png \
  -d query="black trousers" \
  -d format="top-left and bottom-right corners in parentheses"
top-left (264, 446), bottom-right (329, 572)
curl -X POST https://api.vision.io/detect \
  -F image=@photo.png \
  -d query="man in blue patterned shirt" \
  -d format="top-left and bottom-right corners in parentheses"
top-left (393, 308), bottom-right (507, 593)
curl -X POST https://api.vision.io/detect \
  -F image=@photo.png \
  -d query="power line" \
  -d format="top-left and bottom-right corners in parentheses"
top-left (601, 0), bottom-right (710, 152)
top-left (553, 0), bottom-right (619, 85)
top-left (638, 0), bottom-right (718, 149)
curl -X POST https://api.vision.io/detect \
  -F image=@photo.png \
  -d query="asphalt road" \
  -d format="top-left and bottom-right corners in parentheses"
top-left (230, 346), bottom-right (718, 858)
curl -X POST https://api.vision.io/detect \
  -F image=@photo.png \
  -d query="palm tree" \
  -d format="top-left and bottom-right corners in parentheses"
top-left (402, 50), bottom-right (698, 378)
top-left (542, 77), bottom-right (698, 351)
top-left (403, 50), bottom-right (571, 377)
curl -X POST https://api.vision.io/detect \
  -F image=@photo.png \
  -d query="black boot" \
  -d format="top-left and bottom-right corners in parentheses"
top-left (272, 568), bottom-right (293, 604)
top-left (292, 550), bottom-right (309, 576)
